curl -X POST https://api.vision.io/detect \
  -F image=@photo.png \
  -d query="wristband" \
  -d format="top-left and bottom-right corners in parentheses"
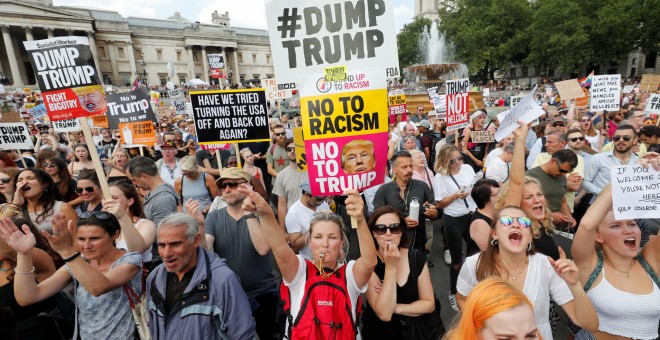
top-left (244, 213), bottom-right (258, 220)
top-left (63, 252), bottom-right (81, 263)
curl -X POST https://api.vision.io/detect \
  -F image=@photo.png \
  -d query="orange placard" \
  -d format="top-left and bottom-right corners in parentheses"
top-left (91, 115), bottom-right (109, 128)
top-left (118, 121), bottom-right (156, 146)
top-left (575, 87), bottom-right (589, 107)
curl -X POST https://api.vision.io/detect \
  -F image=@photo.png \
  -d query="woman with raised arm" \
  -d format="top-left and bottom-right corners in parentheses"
top-left (239, 185), bottom-right (377, 339)
top-left (571, 185), bottom-right (660, 339)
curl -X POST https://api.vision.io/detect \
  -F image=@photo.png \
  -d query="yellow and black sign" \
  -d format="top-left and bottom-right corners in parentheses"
top-left (293, 127), bottom-right (307, 172)
top-left (388, 94), bottom-right (406, 106)
top-left (323, 65), bottom-right (347, 82)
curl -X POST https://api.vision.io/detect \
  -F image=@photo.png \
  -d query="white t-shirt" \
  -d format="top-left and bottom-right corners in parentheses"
top-left (159, 160), bottom-right (182, 186)
top-left (457, 253), bottom-right (574, 340)
top-left (285, 200), bottom-right (331, 259)
top-left (585, 130), bottom-right (601, 152)
top-left (284, 257), bottom-right (366, 339)
top-left (485, 148), bottom-right (503, 169)
top-left (433, 164), bottom-right (477, 217)
top-left (486, 156), bottom-right (509, 183)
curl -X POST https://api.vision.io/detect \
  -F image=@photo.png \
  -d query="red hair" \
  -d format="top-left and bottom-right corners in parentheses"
top-left (0, 151), bottom-right (17, 168)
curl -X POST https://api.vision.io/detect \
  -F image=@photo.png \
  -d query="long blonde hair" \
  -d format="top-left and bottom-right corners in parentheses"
top-left (434, 144), bottom-right (460, 175)
top-left (496, 176), bottom-right (553, 237)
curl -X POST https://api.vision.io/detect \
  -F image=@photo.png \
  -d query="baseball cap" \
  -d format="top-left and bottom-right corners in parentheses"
top-left (300, 182), bottom-right (311, 194)
top-left (415, 120), bottom-right (431, 129)
top-left (216, 167), bottom-right (251, 186)
top-left (550, 117), bottom-right (567, 126)
top-left (161, 140), bottom-right (176, 148)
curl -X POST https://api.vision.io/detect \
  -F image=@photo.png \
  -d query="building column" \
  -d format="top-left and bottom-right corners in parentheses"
top-left (105, 40), bottom-right (120, 85)
top-left (186, 45), bottom-right (195, 80)
top-left (233, 49), bottom-right (239, 84)
top-left (23, 26), bottom-right (34, 41)
top-left (86, 31), bottom-right (102, 78)
top-left (201, 46), bottom-right (209, 83)
top-left (126, 41), bottom-right (137, 77)
top-left (1, 25), bottom-right (24, 86)
top-left (46, 27), bottom-right (54, 38)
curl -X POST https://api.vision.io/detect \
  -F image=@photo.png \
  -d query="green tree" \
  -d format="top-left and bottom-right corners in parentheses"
top-left (396, 16), bottom-right (433, 70)
top-left (438, 0), bottom-right (533, 81)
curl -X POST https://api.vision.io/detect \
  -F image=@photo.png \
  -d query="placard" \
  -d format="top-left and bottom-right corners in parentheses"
top-left (1, 111), bottom-right (21, 123)
top-left (470, 130), bottom-right (495, 143)
top-left (622, 85), bottom-right (635, 94)
top-left (106, 88), bottom-right (157, 130)
top-left (293, 127), bottom-right (307, 172)
top-left (510, 95), bottom-right (525, 107)
top-left (495, 86), bottom-right (544, 141)
top-left (590, 74), bottom-right (621, 111)
top-left (118, 121), bottom-right (156, 146)
top-left (554, 79), bottom-right (586, 100)
top-left (208, 54), bottom-right (226, 79)
top-left (90, 114), bottom-right (108, 128)
top-left (445, 78), bottom-right (470, 131)
top-left (190, 88), bottom-right (270, 146)
top-left (0, 123), bottom-right (34, 150)
top-left (640, 74), bottom-right (660, 92)
top-left (23, 36), bottom-right (105, 121)
top-left (167, 89), bottom-right (182, 99)
top-left (646, 94), bottom-right (660, 115)
top-left (483, 88), bottom-right (490, 97)
top-left (53, 118), bottom-right (81, 132)
top-left (611, 165), bottom-right (660, 220)
top-left (173, 100), bottom-right (186, 115)
top-left (262, 78), bottom-right (294, 100)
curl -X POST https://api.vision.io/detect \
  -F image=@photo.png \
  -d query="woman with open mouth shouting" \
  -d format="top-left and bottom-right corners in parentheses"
top-left (571, 185), bottom-right (660, 340)
top-left (456, 206), bottom-right (599, 340)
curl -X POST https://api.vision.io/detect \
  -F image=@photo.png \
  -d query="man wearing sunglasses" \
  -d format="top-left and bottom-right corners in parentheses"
top-left (584, 124), bottom-right (640, 201)
top-left (266, 125), bottom-right (290, 186)
top-left (526, 149), bottom-right (578, 229)
top-left (285, 182), bottom-right (330, 259)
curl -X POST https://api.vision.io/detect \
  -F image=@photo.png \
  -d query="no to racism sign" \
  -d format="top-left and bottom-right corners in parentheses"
top-left (445, 78), bottom-right (470, 131)
top-left (23, 36), bottom-right (105, 121)
top-left (190, 89), bottom-right (270, 148)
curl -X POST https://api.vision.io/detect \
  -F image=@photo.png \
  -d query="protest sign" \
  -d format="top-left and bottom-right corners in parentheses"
top-left (640, 74), bottom-right (660, 92)
top-left (324, 65), bottom-right (347, 82)
top-left (190, 89), bottom-right (270, 147)
top-left (495, 86), bottom-right (544, 141)
top-left (185, 102), bottom-right (193, 116)
top-left (53, 118), bottom-right (81, 132)
top-left (293, 127), bottom-right (307, 172)
top-left (611, 165), bottom-right (660, 220)
top-left (264, 0), bottom-right (399, 93)
top-left (470, 130), bottom-right (494, 143)
top-left (432, 94), bottom-right (446, 117)
top-left (0, 123), bottom-right (34, 150)
top-left (106, 88), bottom-right (157, 130)
top-left (445, 78), bottom-right (470, 131)
top-left (90, 115), bottom-right (108, 128)
top-left (119, 121), bottom-right (156, 146)
top-left (208, 54), bottom-right (226, 78)
top-left (554, 79), bottom-right (586, 101)
top-left (622, 85), bottom-right (635, 94)
top-left (590, 74), bottom-right (621, 111)
top-left (388, 93), bottom-right (406, 121)
top-left (483, 88), bottom-right (490, 97)
top-left (510, 95), bottom-right (524, 107)
top-left (167, 89), bottom-right (182, 100)
top-left (262, 78), bottom-right (295, 100)
top-left (173, 100), bottom-right (186, 115)
top-left (646, 94), bottom-right (660, 115)
top-left (23, 36), bottom-right (104, 121)
top-left (150, 91), bottom-right (160, 104)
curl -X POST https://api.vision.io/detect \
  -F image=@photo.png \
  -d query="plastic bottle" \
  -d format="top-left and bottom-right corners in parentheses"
top-left (409, 197), bottom-right (420, 221)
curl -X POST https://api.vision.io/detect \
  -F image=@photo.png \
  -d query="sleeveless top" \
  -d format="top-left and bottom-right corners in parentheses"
top-left (362, 249), bottom-right (427, 339)
top-left (29, 201), bottom-right (63, 233)
top-left (467, 210), bottom-right (491, 257)
top-left (115, 219), bottom-right (153, 263)
top-left (583, 250), bottom-right (660, 339)
top-left (181, 172), bottom-right (213, 212)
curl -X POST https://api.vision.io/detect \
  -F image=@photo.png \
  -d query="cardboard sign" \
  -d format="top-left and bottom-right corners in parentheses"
top-left (262, 78), bottom-right (294, 100)
top-left (554, 79), bottom-right (586, 100)
top-left (611, 165), bottom-right (660, 220)
top-left (575, 87), bottom-right (589, 107)
top-left (646, 94), bottom-right (660, 115)
top-left (1, 111), bottom-right (21, 123)
top-left (510, 95), bottom-right (525, 107)
top-left (106, 88), bottom-right (157, 130)
top-left (470, 130), bottom-right (495, 143)
top-left (293, 127), bottom-right (307, 172)
top-left (190, 89), bottom-right (270, 146)
top-left (640, 74), bottom-right (660, 92)
top-left (173, 100), bottom-right (186, 115)
top-left (208, 54), bottom-right (226, 79)
top-left (0, 123), bottom-right (34, 150)
top-left (90, 114), bottom-right (108, 128)
top-left (445, 78), bottom-right (470, 131)
top-left (590, 74), bottom-right (621, 111)
top-left (118, 121), bottom-right (156, 146)
top-left (23, 36), bottom-right (105, 121)
top-left (622, 85), bottom-right (636, 94)
top-left (495, 86), bottom-right (544, 141)
top-left (53, 118), bottom-right (81, 132)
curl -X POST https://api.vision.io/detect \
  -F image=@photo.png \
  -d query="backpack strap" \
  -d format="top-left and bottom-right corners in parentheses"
top-left (637, 254), bottom-right (660, 288)
top-left (583, 249), bottom-right (604, 292)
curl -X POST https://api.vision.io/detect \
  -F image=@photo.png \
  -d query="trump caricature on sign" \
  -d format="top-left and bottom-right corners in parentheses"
top-left (73, 85), bottom-right (107, 114)
top-left (341, 140), bottom-right (376, 174)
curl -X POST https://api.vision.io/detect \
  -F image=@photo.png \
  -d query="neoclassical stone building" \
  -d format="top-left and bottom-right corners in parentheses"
top-left (0, 0), bottom-right (274, 87)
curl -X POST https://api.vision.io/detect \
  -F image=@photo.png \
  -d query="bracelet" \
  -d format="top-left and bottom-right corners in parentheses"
top-left (244, 213), bottom-right (258, 220)
top-left (14, 266), bottom-right (35, 274)
top-left (63, 252), bottom-right (81, 263)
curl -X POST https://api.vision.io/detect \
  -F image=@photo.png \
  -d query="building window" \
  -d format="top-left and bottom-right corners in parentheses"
top-left (157, 50), bottom-right (163, 61)
top-left (252, 54), bottom-right (257, 64)
top-left (120, 73), bottom-right (131, 86)
top-left (266, 55), bottom-right (271, 64)
top-left (238, 53), bottom-right (243, 63)
top-left (98, 46), bottom-right (106, 58)
top-left (179, 75), bottom-right (186, 84)
top-left (239, 74), bottom-right (246, 83)
top-left (135, 49), bottom-right (142, 58)
top-left (177, 51), bottom-right (182, 62)
top-left (522, 67), bottom-right (528, 77)
top-left (117, 47), bottom-right (125, 59)
top-left (103, 74), bottom-right (112, 84)
top-left (159, 74), bottom-right (167, 85)
top-left (253, 74), bottom-right (260, 80)
top-left (645, 52), bottom-right (657, 69)
top-left (266, 74), bottom-right (274, 79)
top-left (195, 74), bottom-right (201, 79)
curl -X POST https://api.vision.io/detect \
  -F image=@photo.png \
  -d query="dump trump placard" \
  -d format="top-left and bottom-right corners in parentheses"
top-left (0, 123), bottom-right (34, 150)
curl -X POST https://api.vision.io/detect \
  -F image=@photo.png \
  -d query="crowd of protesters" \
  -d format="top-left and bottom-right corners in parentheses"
top-left (0, 77), bottom-right (658, 340)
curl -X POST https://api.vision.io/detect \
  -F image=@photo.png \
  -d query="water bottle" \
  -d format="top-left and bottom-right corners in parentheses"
top-left (409, 197), bottom-right (420, 221)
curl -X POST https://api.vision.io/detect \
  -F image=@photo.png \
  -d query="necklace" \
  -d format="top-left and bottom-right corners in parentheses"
top-left (606, 258), bottom-right (635, 278)
top-left (313, 255), bottom-right (340, 279)
top-left (505, 260), bottom-right (528, 280)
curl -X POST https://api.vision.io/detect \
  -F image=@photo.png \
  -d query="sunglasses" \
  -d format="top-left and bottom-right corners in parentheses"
top-left (75, 186), bottom-right (95, 194)
top-left (449, 157), bottom-right (463, 164)
top-left (499, 215), bottom-right (532, 228)
top-left (43, 162), bottom-right (57, 168)
top-left (569, 137), bottom-right (585, 142)
top-left (580, 119), bottom-right (591, 122)
top-left (558, 167), bottom-right (573, 174)
top-left (551, 122), bottom-right (566, 127)
top-left (80, 211), bottom-right (113, 219)
top-left (274, 132), bottom-right (286, 137)
top-left (0, 178), bottom-right (11, 184)
top-left (612, 135), bottom-right (632, 142)
top-left (373, 223), bottom-right (403, 235)
top-left (286, 147), bottom-right (295, 152)
top-left (218, 181), bottom-right (247, 190)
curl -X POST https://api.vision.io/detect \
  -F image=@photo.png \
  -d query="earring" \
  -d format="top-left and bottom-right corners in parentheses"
top-left (490, 238), bottom-right (498, 247)
top-left (527, 243), bottom-right (532, 252)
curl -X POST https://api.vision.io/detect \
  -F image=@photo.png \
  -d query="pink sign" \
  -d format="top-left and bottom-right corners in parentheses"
top-left (306, 133), bottom-right (388, 196)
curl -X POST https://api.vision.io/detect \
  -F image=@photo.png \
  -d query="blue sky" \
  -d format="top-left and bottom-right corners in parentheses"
top-left (54, 0), bottom-right (415, 32)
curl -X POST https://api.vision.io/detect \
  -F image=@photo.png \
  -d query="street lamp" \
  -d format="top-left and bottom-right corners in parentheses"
top-left (140, 60), bottom-right (147, 79)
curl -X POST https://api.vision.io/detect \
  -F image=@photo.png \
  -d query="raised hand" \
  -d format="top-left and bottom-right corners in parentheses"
top-left (185, 198), bottom-right (205, 225)
top-left (343, 189), bottom-right (365, 222)
top-left (103, 199), bottom-right (126, 220)
top-left (238, 184), bottom-right (271, 217)
top-left (42, 213), bottom-right (77, 257)
top-left (0, 218), bottom-right (36, 255)
top-left (548, 247), bottom-right (579, 285)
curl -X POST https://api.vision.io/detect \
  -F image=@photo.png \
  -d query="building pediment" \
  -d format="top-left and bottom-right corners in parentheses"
top-left (0, 0), bottom-right (92, 22)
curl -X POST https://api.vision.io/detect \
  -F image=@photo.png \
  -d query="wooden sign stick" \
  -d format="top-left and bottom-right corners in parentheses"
top-left (79, 118), bottom-right (112, 200)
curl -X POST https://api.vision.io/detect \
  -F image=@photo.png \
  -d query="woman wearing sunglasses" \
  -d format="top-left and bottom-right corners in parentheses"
top-left (456, 206), bottom-right (599, 340)
top-left (0, 211), bottom-right (142, 340)
top-left (67, 144), bottom-right (94, 180)
top-left (43, 157), bottom-right (78, 204)
top-left (0, 168), bottom-right (20, 204)
top-left (570, 185), bottom-right (660, 340)
top-left (362, 206), bottom-right (444, 339)
top-left (75, 169), bottom-right (103, 215)
top-left (7, 169), bottom-right (77, 233)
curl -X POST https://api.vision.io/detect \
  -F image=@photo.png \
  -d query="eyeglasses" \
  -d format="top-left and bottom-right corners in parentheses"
top-left (449, 157), bottom-right (463, 164)
top-left (0, 178), bottom-right (11, 184)
top-left (218, 181), bottom-right (247, 190)
top-left (274, 132), bottom-right (286, 137)
top-left (43, 162), bottom-right (57, 168)
top-left (569, 137), bottom-right (585, 142)
top-left (551, 122), bottom-right (566, 127)
top-left (286, 147), bottom-right (295, 152)
top-left (373, 223), bottom-right (403, 235)
top-left (612, 135), bottom-right (633, 142)
top-left (75, 186), bottom-right (96, 194)
top-left (499, 216), bottom-right (532, 228)
top-left (80, 211), bottom-right (113, 219)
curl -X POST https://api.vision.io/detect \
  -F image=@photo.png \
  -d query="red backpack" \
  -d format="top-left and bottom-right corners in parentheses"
top-left (280, 260), bottom-right (363, 340)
